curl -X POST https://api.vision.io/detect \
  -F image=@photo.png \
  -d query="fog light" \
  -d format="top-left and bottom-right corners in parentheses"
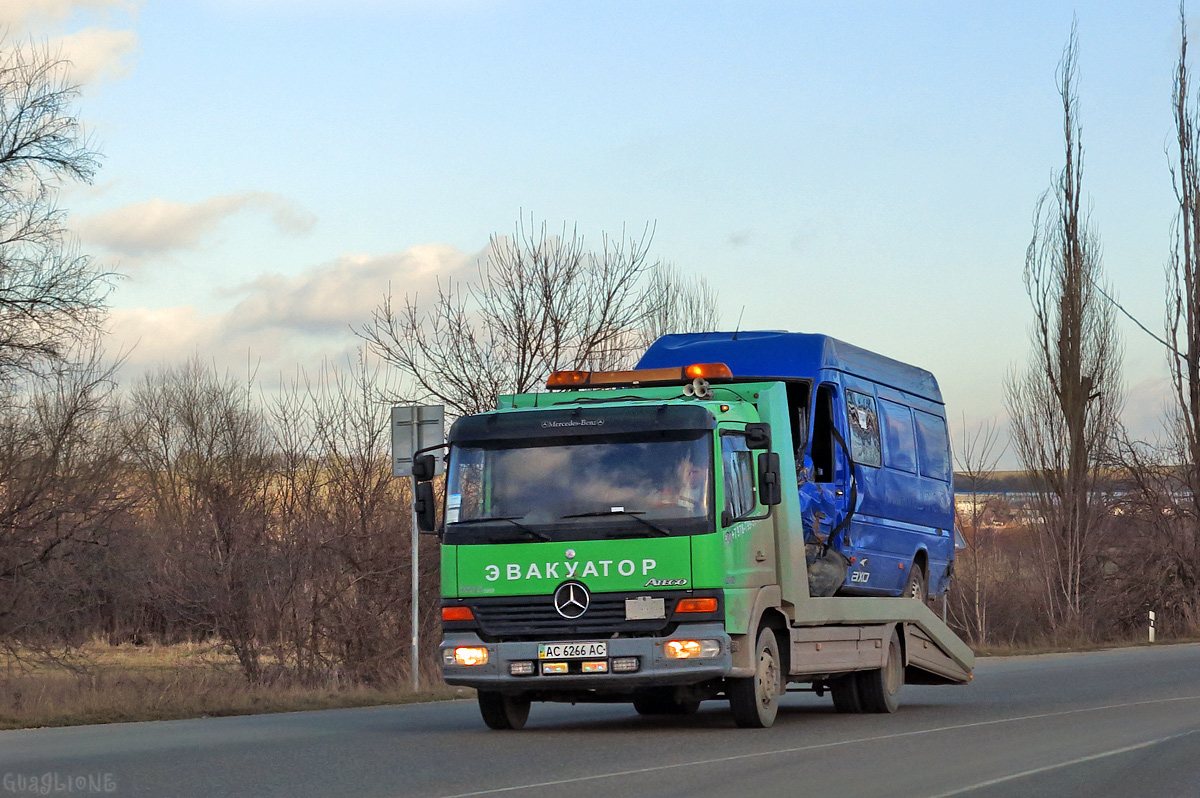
top-left (612, 657), bottom-right (640, 673)
top-left (581, 660), bottom-right (608, 673)
top-left (664, 639), bottom-right (721, 659)
top-left (446, 646), bottom-right (488, 666)
top-left (542, 662), bottom-right (568, 675)
top-left (509, 661), bottom-right (534, 676)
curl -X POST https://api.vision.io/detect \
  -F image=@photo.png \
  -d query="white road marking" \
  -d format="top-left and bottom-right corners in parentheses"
top-left (437, 694), bottom-right (1200, 798)
top-left (925, 727), bottom-right (1200, 797)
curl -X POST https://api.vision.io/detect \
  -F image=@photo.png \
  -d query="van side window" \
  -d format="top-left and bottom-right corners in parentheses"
top-left (811, 384), bottom-right (835, 482)
top-left (915, 410), bottom-right (951, 482)
top-left (845, 390), bottom-right (882, 468)
top-left (878, 399), bottom-right (917, 473)
top-left (722, 435), bottom-right (756, 520)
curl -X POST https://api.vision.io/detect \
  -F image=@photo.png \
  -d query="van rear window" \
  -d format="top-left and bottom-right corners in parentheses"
top-left (915, 410), bottom-right (951, 482)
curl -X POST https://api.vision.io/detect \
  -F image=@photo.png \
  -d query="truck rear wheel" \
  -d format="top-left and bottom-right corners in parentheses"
top-left (728, 627), bottom-right (782, 728)
top-left (830, 675), bottom-right (864, 713)
top-left (856, 628), bottom-right (903, 713)
top-left (478, 691), bottom-right (531, 730)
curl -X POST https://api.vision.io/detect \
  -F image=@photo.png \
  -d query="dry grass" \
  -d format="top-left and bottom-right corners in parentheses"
top-left (972, 634), bottom-right (1200, 658)
top-left (8, 635), bottom-right (1196, 730)
top-left (0, 642), bottom-right (471, 731)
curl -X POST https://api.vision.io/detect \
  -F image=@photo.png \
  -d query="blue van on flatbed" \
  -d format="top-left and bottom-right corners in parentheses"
top-left (637, 330), bottom-right (955, 600)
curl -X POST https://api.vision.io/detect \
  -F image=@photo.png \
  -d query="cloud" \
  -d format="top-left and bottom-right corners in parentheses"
top-left (2, 2), bottom-right (141, 83)
top-left (106, 305), bottom-right (224, 367)
top-left (78, 192), bottom-right (317, 261)
top-left (107, 243), bottom-right (478, 380)
top-left (226, 245), bottom-right (470, 336)
top-left (0, 0), bottom-right (135, 29)
top-left (51, 27), bottom-right (137, 83)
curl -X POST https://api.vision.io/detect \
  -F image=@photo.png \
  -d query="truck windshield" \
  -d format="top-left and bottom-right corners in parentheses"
top-left (444, 432), bottom-right (712, 541)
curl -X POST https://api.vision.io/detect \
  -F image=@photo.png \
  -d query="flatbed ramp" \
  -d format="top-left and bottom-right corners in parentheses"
top-left (786, 597), bottom-right (974, 685)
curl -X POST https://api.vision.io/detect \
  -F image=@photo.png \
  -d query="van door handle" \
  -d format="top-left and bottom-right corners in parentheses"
top-left (835, 489), bottom-right (844, 497)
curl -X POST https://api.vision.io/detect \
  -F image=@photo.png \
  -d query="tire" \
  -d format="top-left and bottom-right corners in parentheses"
top-left (633, 689), bottom-right (701, 716)
top-left (728, 627), bottom-right (783, 728)
top-left (904, 562), bottom-right (927, 602)
top-left (856, 628), bottom-right (903, 713)
top-left (478, 691), bottom-right (531, 730)
top-left (829, 675), bottom-right (864, 713)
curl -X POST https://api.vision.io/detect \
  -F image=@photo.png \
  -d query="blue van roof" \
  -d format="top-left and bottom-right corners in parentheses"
top-left (636, 331), bottom-right (943, 404)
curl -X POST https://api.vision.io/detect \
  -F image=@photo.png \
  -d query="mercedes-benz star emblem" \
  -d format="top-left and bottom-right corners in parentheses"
top-left (553, 582), bottom-right (590, 619)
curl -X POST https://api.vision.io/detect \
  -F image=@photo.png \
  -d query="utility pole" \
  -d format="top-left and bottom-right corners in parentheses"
top-left (392, 404), bottom-right (444, 692)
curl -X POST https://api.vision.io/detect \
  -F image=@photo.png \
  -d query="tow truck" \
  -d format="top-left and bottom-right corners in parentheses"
top-left (413, 332), bottom-right (974, 729)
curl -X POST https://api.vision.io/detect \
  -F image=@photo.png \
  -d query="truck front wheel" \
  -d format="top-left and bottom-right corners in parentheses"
top-left (728, 627), bottom-right (782, 728)
top-left (478, 691), bottom-right (531, 730)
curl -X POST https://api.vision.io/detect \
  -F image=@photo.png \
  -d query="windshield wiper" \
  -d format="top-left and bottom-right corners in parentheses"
top-left (448, 516), bottom-right (551, 541)
top-left (559, 509), bottom-right (671, 537)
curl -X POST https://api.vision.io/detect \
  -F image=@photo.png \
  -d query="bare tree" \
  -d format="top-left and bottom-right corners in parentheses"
top-left (0, 340), bottom-right (128, 656)
top-left (0, 39), bottom-right (107, 381)
top-left (1005, 25), bottom-right (1123, 633)
top-left (358, 217), bottom-right (721, 418)
top-left (637, 261), bottom-right (721, 351)
top-left (950, 417), bottom-right (1006, 646)
top-left (123, 358), bottom-right (274, 682)
top-left (303, 353), bottom-right (414, 683)
top-left (1095, 2), bottom-right (1200, 638)
top-left (1167, 2), bottom-right (1200, 519)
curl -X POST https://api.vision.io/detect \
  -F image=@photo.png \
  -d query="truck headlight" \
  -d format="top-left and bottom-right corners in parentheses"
top-left (444, 646), bottom-right (488, 666)
top-left (664, 639), bottom-right (721, 659)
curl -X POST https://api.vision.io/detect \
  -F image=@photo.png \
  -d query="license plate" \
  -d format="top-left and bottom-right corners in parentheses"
top-left (538, 641), bottom-right (607, 659)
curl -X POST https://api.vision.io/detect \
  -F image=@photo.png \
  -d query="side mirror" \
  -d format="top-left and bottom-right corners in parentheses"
top-left (414, 481), bottom-right (437, 532)
top-left (745, 422), bottom-right (771, 450)
top-left (758, 452), bottom-right (782, 506)
top-left (412, 453), bottom-right (436, 482)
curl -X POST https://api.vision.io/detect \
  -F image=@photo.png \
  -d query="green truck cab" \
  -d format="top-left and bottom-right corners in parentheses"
top-left (416, 362), bottom-right (973, 729)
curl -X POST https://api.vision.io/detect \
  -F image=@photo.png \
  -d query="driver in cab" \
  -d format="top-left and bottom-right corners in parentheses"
top-left (658, 459), bottom-right (709, 514)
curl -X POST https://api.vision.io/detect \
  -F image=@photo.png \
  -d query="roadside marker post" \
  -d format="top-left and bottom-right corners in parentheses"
top-left (1149, 610), bottom-right (1156, 644)
top-left (391, 405), bottom-right (445, 692)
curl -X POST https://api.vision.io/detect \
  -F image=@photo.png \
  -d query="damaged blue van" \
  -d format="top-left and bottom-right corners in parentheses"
top-left (637, 330), bottom-right (955, 599)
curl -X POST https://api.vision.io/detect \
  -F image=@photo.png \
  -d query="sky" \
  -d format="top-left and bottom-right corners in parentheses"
top-left (5, 0), bottom-right (1194, 465)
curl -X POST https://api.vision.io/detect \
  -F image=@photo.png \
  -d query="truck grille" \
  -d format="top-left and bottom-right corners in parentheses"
top-left (448, 590), bottom-right (721, 641)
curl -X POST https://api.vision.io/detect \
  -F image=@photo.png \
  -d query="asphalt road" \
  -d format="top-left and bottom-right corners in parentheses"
top-left (3, 643), bottom-right (1200, 798)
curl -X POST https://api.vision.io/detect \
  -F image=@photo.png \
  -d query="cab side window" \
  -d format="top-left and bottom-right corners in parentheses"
top-left (722, 435), bottom-right (756, 521)
top-left (811, 383), bottom-right (836, 482)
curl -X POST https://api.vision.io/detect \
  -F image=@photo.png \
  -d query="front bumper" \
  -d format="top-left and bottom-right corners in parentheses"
top-left (441, 622), bottom-right (732, 694)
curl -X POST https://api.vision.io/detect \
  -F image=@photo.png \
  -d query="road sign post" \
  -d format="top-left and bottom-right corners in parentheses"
top-left (391, 405), bottom-right (444, 692)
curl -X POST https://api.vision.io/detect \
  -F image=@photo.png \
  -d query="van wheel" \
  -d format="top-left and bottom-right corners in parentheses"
top-left (478, 691), bottom-right (531, 730)
top-left (856, 628), bottom-right (903, 713)
top-left (728, 627), bottom-right (782, 728)
top-left (904, 563), bottom-right (927, 601)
